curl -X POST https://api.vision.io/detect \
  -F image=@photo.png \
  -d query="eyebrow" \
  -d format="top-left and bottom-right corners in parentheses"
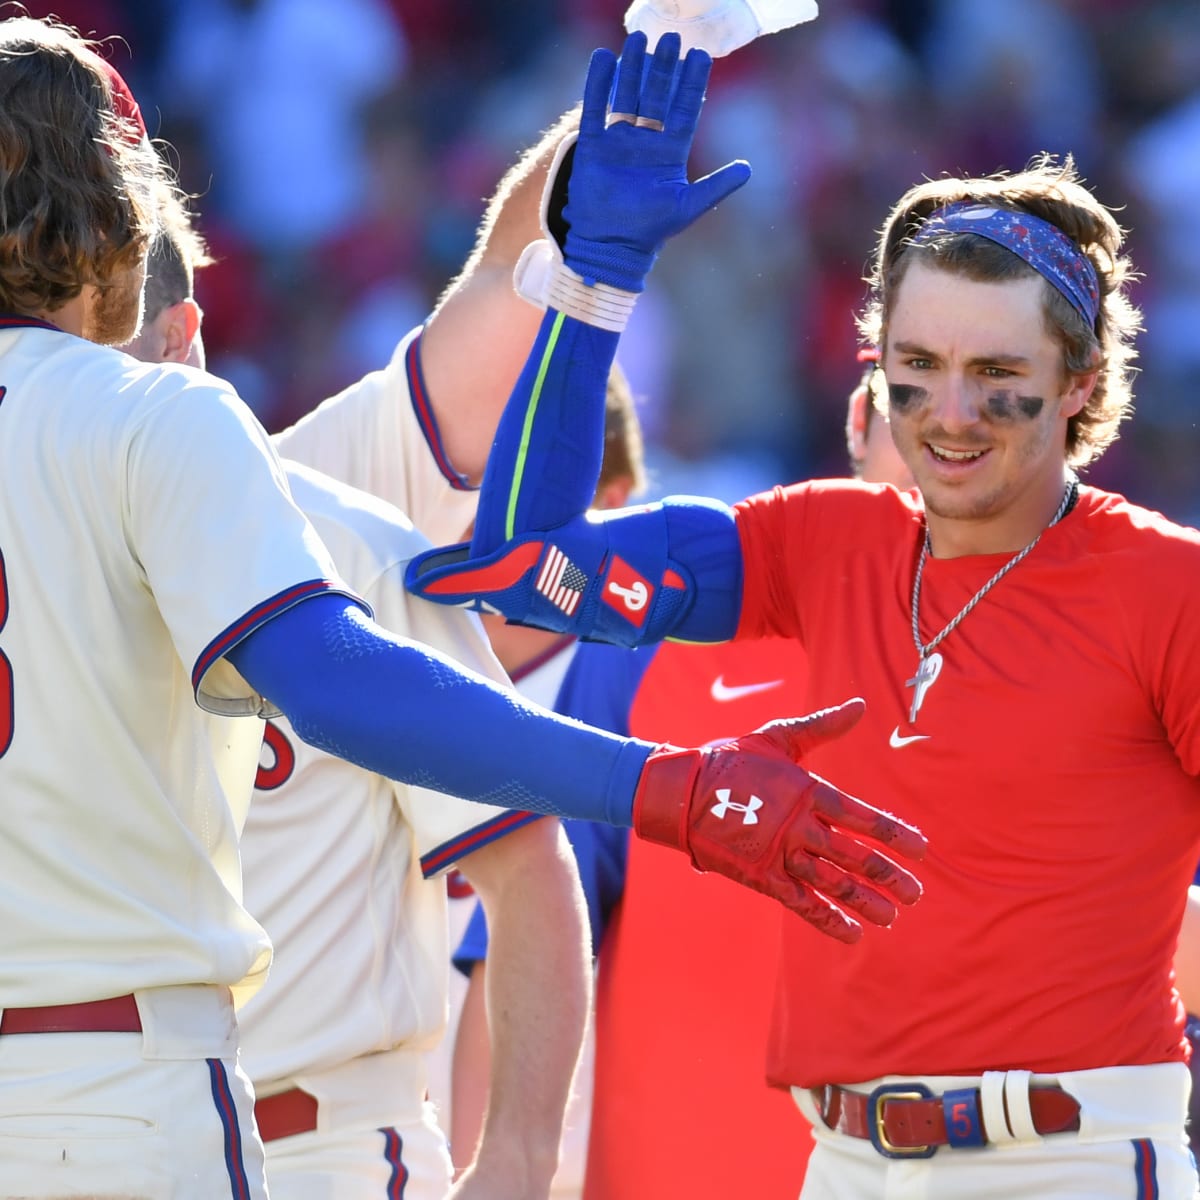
top-left (890, 341), bottom-right (1033, 368)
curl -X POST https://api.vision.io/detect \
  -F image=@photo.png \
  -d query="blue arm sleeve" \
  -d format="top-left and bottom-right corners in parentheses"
top-left (226, 594), bottom-right (654, 826)
top-left (472, 311), bottom-right (618, 554)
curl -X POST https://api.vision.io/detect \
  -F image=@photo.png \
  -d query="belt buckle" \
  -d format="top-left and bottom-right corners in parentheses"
top-left (867, 1083), bottom-right (937, 1159)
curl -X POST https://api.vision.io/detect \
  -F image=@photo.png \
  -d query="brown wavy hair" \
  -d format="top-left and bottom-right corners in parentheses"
top-left (0, 16), bottom-right (162, 315)
top-left (857, 155), bottom-right (1142, 468)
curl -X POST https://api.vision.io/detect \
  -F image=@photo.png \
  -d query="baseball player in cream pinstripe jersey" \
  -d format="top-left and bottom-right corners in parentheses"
top-left (130, 189), bottom-right (591, 1199)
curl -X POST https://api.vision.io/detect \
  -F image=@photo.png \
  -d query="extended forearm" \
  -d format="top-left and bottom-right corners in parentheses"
top-left (229, 595), bottom-right (651, 825)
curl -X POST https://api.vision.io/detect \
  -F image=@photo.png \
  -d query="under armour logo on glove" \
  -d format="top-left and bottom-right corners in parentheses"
top-left (710, 789), bottom-right (763, 825)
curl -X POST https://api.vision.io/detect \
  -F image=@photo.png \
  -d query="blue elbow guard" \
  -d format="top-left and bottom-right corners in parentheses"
top-left (405, 495), bottom-right (741, 646)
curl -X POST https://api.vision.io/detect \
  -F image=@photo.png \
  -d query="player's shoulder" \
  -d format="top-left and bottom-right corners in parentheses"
top-left (1072, 485), bottom-right (1200, 579)
top-left (736, 476), bottom-right (923, 540)
top-left (272, 324), bottom-right (422, 449)
top-left (7, 330), bottom-right (246, 437)
top-left (1075, 486), bottom-right (1200, 553)
top-left (282, 460), bottom-right (429, 577)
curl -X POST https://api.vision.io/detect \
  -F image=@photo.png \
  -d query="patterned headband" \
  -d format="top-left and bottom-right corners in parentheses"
top-left (910, 201), bottom-right (1100, 328)
top-left (99, 60), bottom-right (146, 145)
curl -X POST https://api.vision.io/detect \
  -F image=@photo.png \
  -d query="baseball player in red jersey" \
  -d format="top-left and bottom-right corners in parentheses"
top-left (585, 365), bottom-right (914, 1200)
top-left (409, 28), bottom-right (1200, 1199)
top-left (0, 17), bottom-right (925, 1197)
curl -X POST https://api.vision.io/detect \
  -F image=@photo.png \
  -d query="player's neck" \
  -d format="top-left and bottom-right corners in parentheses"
top-left (925, 470), bottom-right (1074, 558)
top-left (34, 294), bottom-right (85, 337)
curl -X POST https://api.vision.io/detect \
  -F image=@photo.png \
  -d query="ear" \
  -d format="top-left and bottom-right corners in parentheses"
top-left (594, 475), bottom-right (634, 513)
top-left (846, 381), bottom-right (870, 466)
top-left (160, 299), bottom-right (203, 366)
top-left (1060, 365), bottom-right (1100, 420)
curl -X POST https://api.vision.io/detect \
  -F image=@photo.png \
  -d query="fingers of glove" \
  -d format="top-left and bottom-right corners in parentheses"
top-left (680, 160), bottom-right (752, 223)
top-left (664, 46), bottom-right (714, 139)
top-left (791, 794), bottom-right (924, 907)
top-left (610, 31), bottom-right (649, 120)
top-left (755, 698), bottom-right (866, 762)
top-left (826, 831), bottom-right (923, 907)
top-left (806, 773), bottom-right (927, 863)
top-left (786, 846), bottom-right (905, 926)
top-left (581, 47), bottom-right (619, 139)
top-left (639, 32), bottom-right (682, 126)
top-left (773, 881), bottom-right (864, 945)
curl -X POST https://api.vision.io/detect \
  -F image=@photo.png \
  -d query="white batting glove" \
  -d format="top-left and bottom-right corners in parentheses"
top-left (624, 0), bottom-right (819, 58)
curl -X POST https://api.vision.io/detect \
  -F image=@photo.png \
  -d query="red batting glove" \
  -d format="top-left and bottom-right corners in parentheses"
top-left (632, 699), bottom-right (926, 944)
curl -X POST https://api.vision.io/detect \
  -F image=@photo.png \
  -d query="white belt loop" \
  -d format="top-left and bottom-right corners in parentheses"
top-left (980, 1070), bottom-right (1018, 1146)
top-left (1003, 1070), bottom-right (1043, 1143)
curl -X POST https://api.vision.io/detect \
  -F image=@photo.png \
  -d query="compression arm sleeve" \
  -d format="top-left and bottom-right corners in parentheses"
top-left (412, 307), bottom-right (743, 643)
top-left (472, 311), bottom-right (617, 553)
top-left (227, 594), bottom-right (652, 826)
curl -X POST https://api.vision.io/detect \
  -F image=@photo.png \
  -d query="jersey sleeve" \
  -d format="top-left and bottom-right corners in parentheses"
top-left (1131, 525), bottom-right (1200, 777)
top-left (123, 375), bottom-right (365, 716)
top-left (272, 327), bottom-right (480, 546)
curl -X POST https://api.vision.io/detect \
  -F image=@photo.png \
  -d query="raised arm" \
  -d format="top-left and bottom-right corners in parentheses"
top-left (406, 32), bottom-right (751, 646)
top-left (419, 109), bottom-right (579, 487)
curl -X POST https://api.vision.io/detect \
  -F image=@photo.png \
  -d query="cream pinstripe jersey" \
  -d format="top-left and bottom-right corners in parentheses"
top-left (0, 322), bottom-right (358, 1007)
top-left (273, 326), bottom-right (478, 547)
top-left (236, 462), bottom-right (536, 1087)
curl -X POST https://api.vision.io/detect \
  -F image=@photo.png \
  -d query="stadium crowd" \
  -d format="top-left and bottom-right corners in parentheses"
top-left (20, 0), bottom-right (1200, 522)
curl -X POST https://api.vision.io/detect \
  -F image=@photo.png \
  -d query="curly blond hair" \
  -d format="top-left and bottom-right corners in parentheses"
top-left (858, 156), bottom-right (1142, 468)
top-left (0, 16), bottom-right (163, 316)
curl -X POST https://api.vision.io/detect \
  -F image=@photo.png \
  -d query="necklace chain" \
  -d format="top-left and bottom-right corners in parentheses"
top-left (910, 478), bottom-right (1077, 660)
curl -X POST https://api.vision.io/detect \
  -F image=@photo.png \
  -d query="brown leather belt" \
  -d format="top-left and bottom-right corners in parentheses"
top-left (255, 1086), bottom-right (319, 1142)
top-left (812, 1082), bottom-right (1081, 1158)
top-left (0, 994), bottom-right (141, 1035)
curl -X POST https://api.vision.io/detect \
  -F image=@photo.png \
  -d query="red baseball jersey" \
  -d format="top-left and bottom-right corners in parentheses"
top-left (585, 637), bottom-right (814, 1200)
top-left (734, 479), bottom-right (1200, 1086)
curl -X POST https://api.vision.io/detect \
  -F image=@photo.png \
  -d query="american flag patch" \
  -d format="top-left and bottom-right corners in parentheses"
top-left (536, 545), bottom-right (587, 616)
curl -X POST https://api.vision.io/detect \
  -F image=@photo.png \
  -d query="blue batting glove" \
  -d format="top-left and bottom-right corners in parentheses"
top-left (562, 30), bottom-right (751, 293)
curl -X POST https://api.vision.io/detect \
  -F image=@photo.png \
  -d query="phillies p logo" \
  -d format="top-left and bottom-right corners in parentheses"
top-left (710, 789), bottom-right (763, 825)
top-left (601, 554), bottom-right (655, 627)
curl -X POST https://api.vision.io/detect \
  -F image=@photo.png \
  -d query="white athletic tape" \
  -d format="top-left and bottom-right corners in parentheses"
top-left (544, 263), bottom-right (638, 333)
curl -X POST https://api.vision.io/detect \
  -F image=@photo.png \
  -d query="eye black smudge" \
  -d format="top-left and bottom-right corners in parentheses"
top-left (985, 391), bottom-right (1045, 421)
top-left (888, 383), bottom-right (928, 412)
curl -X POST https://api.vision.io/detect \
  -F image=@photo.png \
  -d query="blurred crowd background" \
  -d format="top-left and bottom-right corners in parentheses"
top-left (25, 0), bottom-right (1200, 522)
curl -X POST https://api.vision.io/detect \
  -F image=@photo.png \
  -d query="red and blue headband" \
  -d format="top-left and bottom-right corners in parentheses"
top-left (911, 201), bottom-right (1100, 328)
top-left (99, 60), bottom-right (146, 145)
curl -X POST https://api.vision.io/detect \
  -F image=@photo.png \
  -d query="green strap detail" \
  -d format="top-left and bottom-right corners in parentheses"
top-left (506, 311), bottom-right (566, 541)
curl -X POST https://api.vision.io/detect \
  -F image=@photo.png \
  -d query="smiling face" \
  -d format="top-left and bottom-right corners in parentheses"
top-left (882, 259), bottom-right (1095, 555)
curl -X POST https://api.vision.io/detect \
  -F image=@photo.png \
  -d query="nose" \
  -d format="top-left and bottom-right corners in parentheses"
top-left (929, 374), bottom-right (982, 435)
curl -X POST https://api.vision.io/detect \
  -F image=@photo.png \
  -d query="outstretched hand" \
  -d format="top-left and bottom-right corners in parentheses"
top-left (633, 699), bottom-right (927, 943)
top-left (562, 30), bottom-right (751, 292)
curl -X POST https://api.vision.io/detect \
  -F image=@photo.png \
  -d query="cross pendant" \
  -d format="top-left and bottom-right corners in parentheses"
top-left (905, 651), bottom-right (943, 724)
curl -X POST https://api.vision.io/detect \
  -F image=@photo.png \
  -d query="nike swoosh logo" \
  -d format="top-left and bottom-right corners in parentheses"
top-left (710, 676), bottom-right (785, 703)
top-left (889, 726), bottom-right (931, 749)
